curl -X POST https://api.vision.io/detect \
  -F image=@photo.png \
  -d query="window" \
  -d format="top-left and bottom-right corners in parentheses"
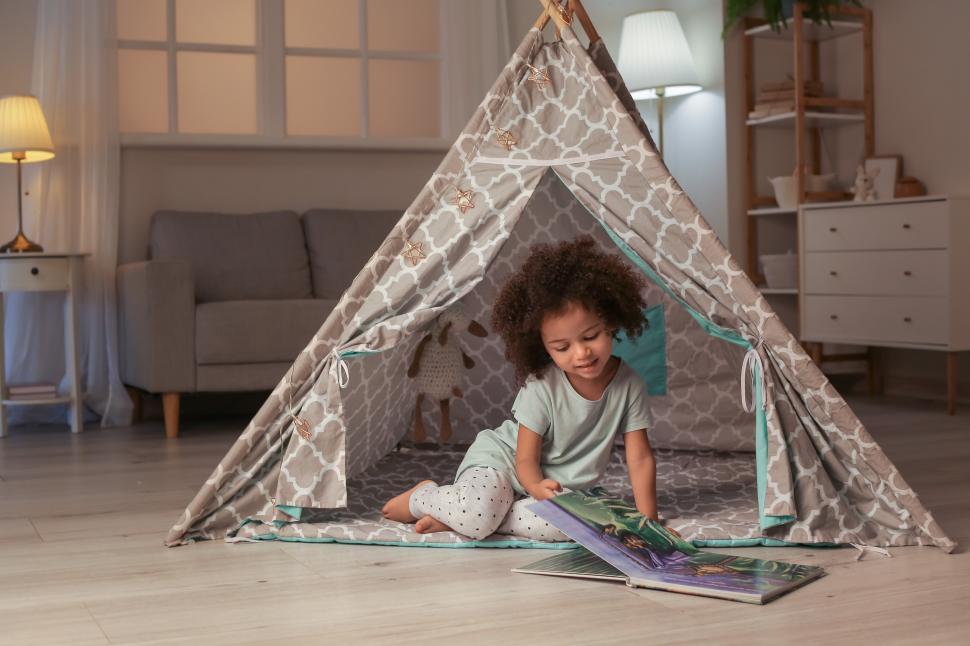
top-left (115, 0), bottom-right (446, 148)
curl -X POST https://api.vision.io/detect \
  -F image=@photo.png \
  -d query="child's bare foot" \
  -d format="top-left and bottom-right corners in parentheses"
top-left (415, 515), bottom-right (452, 534)
top-left (381, 480), bottom-right (435, 523)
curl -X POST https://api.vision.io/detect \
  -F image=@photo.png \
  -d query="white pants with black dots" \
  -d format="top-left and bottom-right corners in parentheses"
top-left (408, 466), bottom-right (570, 542)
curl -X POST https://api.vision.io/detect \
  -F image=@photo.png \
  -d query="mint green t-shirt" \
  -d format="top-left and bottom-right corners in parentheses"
top-left (455, 358), bottom-right (652, 496)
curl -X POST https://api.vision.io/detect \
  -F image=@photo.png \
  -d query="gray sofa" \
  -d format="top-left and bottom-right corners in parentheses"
top-left (117, 209), bottom-right (400, 437)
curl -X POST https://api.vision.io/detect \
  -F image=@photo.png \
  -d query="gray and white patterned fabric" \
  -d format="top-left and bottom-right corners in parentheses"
top-left (228, 444), bottom-right (758, 546)
top-left (166, 26), bottom-right (956, 554)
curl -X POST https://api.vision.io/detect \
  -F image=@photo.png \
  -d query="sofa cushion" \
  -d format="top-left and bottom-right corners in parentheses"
top-left (196, 362), bottom-right (296, 392)
top-left (150, 210), bottom-right (313, 303)
top-left (302, 209), bottom-right (400, 299)
top-left (196, 299), bottom-right (337, 365)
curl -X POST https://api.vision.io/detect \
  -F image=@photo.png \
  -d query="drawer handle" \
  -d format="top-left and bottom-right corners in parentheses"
top-left (829, 314), bottom-right (839, 320)
top-left (902, 223), bottom-right (911, 229)
top-left (829, 270), bottom-right (838, 276)
top-left (30, 267), bottom-right (39, 276)
top-left (903, 317), bottom-right (912, 323)
top-left (903, 270), bottom-right (912, 276)
top-left (828, 227), bottom-right (837, 233)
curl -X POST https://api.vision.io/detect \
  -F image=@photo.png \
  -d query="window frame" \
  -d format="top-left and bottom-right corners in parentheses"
top-left (116, 0), bottom-right (452, 151)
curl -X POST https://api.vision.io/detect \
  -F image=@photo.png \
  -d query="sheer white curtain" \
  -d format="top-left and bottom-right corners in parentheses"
top-left (443, 0), bottom-right (513, 139)
top-left (5, 0), bottom-right (130, 427)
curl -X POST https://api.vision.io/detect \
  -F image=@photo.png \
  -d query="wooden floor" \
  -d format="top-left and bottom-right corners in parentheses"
top-left (0, 395), bottom-right (967, 645)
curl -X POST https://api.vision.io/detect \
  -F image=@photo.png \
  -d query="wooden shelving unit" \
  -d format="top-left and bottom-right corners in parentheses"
top-left (743, 2), bottom-right (874, 369)
top-left (746, 110), bottom-right (865, 128)
top-left (743, 3), bottom-right (874, 288)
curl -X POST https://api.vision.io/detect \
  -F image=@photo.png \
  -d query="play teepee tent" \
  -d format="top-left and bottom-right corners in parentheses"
top-left (166, 1), bottom-right (955, 553)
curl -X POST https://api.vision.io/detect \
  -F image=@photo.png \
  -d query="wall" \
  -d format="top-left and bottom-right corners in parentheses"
top-left (119, 147), bottom-right (444, 263)
top-left (507, 0), bottom-right (730, 243)
top-left (725, 0), bottom-right (970, 402)
top-left (3, 0), bottom-right (728, 258)
top-left (0, 1), bottom-right (495, 264)
top-left (845, 0), bottom-right (970, 401)
top-left (831, 0), bottom-right (970, 195)
top-left (15, 1), bottom-right (966, 401)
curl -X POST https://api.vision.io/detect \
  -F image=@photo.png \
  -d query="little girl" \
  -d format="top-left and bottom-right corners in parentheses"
top-left (382, 236), bottom-right (658, 541)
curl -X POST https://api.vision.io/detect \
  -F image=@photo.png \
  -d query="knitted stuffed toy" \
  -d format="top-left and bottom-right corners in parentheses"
top-left (407, 305), bottom-right (488, 445)
top-left (851, 163), bottom-right (880, 202)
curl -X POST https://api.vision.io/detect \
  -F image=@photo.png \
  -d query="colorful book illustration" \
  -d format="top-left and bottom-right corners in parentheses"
top-left (518, 490), bottom-right (824, 604)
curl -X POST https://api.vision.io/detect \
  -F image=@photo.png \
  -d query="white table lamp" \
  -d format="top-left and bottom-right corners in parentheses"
top-left (618, 11), bottom-right (701, 158)
top-left (0, 95), bottom-right (55, 253)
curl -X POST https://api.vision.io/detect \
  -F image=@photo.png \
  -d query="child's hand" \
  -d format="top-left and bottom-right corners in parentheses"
top-left (533, 479), bottom-right (563, 500)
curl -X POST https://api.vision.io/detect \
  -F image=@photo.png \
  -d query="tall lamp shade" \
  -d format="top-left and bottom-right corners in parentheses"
top-left (618, 11), bottom-right (701, 158)
top-left (0, 95), bottom-right (55, 253)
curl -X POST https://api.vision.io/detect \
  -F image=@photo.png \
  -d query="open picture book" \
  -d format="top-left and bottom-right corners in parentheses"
top-left (515, 490), bottom-right (824, 604)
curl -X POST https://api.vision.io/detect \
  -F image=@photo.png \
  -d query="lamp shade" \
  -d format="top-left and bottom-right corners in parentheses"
top-left (618, 11), bottom-right (702, 101)
top-left (0, 95), bottom-right (55, 163)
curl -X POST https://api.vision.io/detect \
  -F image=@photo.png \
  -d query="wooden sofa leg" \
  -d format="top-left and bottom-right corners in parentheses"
top-left (162, 392), bottom-right (180, 438)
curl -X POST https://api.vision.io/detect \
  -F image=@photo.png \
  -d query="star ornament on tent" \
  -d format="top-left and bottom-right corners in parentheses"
top-left (496, 129), bottom-right (517, 151)
top-left (293, 416), bottom-right (312, 441)
top-left (527, 65), bottom-right (551, 89)
top-left (452, 187), bottom-right (476, 214)
top-left (401, 238), bottom-right (426, 266)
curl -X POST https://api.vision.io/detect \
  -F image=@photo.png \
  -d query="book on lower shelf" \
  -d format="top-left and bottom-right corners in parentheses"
top-left (6, 383), bottom-right (59, 400)
top-left (514, 489), bottom-right (824, 605)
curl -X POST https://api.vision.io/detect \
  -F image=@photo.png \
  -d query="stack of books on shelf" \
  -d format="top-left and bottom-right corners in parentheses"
top-left (6, 383), bottom-right (58, 401)
top-left (748, 79), bottom-right (824, 119)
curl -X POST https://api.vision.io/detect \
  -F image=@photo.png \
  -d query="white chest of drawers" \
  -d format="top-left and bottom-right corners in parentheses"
top-left (798, 196), bottom-right (970, 413)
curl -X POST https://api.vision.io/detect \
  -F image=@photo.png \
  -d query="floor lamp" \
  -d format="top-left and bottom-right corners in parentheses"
top-left (0, 95), bottom-right (55, 253)
top-left (618, 11), bottom-right (702, 159)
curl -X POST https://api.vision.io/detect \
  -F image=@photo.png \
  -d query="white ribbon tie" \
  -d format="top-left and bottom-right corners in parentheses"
top-left (740, 340), bottom-right (766, 414)
top-left (331, 350), bottom-right (350, 389)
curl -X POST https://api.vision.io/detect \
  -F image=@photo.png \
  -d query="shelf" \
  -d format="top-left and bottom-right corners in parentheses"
top-left (800, 194), bottom-right (947, 210)
top-left (742, 5), bottom-right (872, 346)
top-left (746, 111), bottom-right (865, 128)
top-left (744, 18), bottom-right (863, 42)
top-left (748, 193), bottom-right (854, 215)
top-left (3, 395), bottom-right (72, 406)
top-left (748, 207), bottom-right (797, 217)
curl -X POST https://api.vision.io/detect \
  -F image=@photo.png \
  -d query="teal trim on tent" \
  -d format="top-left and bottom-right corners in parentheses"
top-left (233, 519), bottom-right (582, 549)
top-left (598, 226), bottom-right (749, 348)
top-left (596, 221), bottom-right (794, 531)
top-left (340, 350), bottom-right (376, 359)
top-left (691, 537), bottom-right (842, 549)
top-left (754, 369), bottom-right (795, 529)
top-left (614, 304), bottom-right (667, 396)
top-left (275, 505), bottom-right (303, 520)
top-left (269, 222), bottom-right (796, 546)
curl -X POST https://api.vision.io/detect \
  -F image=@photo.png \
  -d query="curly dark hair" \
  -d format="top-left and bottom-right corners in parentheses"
top-left (491, 235), bottom-right (648, 383)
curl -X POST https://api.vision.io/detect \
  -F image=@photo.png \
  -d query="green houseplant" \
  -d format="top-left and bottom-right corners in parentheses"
top-left (724, 0), bottom-right (863, 34)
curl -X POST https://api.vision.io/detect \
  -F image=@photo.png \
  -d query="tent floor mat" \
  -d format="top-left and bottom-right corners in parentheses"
top-left (231, 445), bottom-right (763, 547)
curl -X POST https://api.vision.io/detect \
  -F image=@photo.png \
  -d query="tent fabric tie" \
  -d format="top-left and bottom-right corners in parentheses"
top-left (331, 350), bottom-right (350, 389)
top-left (851, 543), bottom-right (892, 561)
top-left (740, 339), bottom-right (766, 414)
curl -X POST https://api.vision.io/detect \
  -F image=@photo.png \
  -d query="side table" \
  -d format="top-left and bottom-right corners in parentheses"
top-left (0, 252), bottom-right (87, 436)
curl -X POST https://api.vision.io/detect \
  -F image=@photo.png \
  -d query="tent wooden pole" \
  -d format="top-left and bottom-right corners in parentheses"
top-left (554, 1), bottom-right (574, 39)
top-left (534, 0), bottom-right (570, 31)
top-left (568, 0), bottom-right (600, 43)
top-left (534, 0), bottom-right (601, 44)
